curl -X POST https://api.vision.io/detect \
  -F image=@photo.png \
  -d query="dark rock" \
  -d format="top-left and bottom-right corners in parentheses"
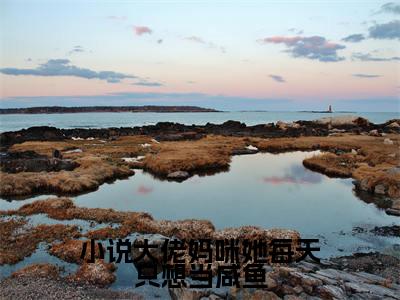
top-left (386, 208), bottom-right (400, 217)
top-left (0, 151), bottom-right (79, 173)
top-left (231, 148), bottom-right (259, 155)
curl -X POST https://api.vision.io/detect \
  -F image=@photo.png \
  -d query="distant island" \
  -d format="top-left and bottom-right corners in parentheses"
top-left (0, 106), bottom-right (220, 114)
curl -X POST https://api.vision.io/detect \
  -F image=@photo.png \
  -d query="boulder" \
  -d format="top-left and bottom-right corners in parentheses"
top-left (131, 234), bottom-right (168, 274)
top-left (383, 138), bottom-right (394, 145)
top-left (374, 184), bottom-right (387, 195)
top-left (368, 129), bottom-right (380, 137)
top-left (0, 157), bottom-right (79, 173)
top-left (316, 115), bottom-right (369, 127)
top-left (167, 171), bottom-right (190, 180)
top-left (386, 121), bottom-right (400, 128)
top-left (387, 167), bottom-right (400, 175)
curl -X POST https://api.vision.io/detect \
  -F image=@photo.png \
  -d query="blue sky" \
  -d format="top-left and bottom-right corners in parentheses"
top-left (0, 0), bottom-right (399, 111)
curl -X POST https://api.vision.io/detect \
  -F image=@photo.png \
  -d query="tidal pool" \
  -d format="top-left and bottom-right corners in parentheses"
top-left (1, 151), bottom-right (399, 259)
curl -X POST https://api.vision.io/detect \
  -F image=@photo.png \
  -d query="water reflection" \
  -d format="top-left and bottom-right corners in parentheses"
top-left (262, 164), bottom-right (323, 185)
top-left (136, 185), bottom-right (154, 195)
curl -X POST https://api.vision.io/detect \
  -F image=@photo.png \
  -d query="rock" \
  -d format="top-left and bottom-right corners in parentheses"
top-left (353, 117), bottom-right (370, 127)
top-left (250, 290), bottom-right (281, 300)
top-left (53, 149), bottom-right (62, 159)
top-left (356, 178), bottom-right (370, 192)
top-left (283, 294), bottom-right (299, 300)
top-left (167, 170), bottom-right (190, 180)
top-left (316, 115), bottom-right (369, 126)
top-left (0, 151), bottom-right (79, 173)
top-left (132, 234), bottom-right (168, 274)
top-left (64, 148), bottom-right (83, 154)
top-left (291, 122), bottom-right (301, 129)
top-left (345, 281), bottom-right (399, 298)
top-left (386, 121), bottom-right (400, 128)
top-left (368, 129), bottom-right (380, 137)
top-left (318, 285), bottom-right (346, 299)
top-left (276, 121), bottom-right (288, 130)
top-left (387, 167), bottom-right (400, 175)
top-left (374, 184), bottom-right (387, 195)
top-left (231, 148), bottom-right (258, 155)
top-left (383, 138), bottom-right (394, 145)
top-left (169, 288), bottom-right (224, 300)
top-left (386, 208), bottom-right (400, 216)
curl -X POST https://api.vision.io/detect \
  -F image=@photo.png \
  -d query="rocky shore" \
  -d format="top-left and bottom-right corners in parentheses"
top-left (1, 116), bottom-right (399, 214)
top-left (1, 251), bottom-right (399, 299)
top-left (1, 116), bottom-right (399, 148)
top-left (0, 116), bottom-right (399, 299)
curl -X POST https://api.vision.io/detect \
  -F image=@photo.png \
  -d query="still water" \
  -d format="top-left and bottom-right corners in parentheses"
top-left (2, 151), bottom-right (398, 260)
top-left (0, 111), bottom-right (397, 132)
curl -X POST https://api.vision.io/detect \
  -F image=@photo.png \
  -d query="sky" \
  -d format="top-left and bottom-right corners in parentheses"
top-left (0, 0), bottom-right (399, 111)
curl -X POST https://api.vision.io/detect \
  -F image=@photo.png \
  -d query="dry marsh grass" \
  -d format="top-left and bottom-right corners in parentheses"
top-left (0, 155), bottom-right (134, 198)
top-left (142, 135), bottom-right (247, 175)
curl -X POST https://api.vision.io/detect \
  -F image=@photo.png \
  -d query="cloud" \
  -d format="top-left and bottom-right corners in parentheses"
top-left (134, 26), bottom-right (152, 36)
top-left (352, 73), bottom-right (381, 78)
top-left (258, 36), bottom-right (345, 62)
top-left (67, 45), bottom-right (85, 55)
top-left (379, 2), bottom-right (400, 14)
top-left (351, 52), bottom-right (400, 61)
top-left (183, 36), bottom-right (226, 53)
top-left (133, 80), bottom-right (163, 87)
top-left (0, 59), bottom-right (136, 83)
top-left (342, 34), bottom-right (365, 43)
top-left (263, 165), bottom-right (322, 185)
top-left (269, 74), bottom-right (286, 83)
top-left (288, 28), bottom-right (303, 34)
top-left (368, 20), bottom-right (400, 39)
top-left (107, 16), bottom-right (127, 21)
top-left (184, 36), bottom-right (206, 44)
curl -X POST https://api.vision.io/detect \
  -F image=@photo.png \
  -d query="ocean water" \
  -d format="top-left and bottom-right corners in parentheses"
top-left (0, 111), bottom-right (397, 132)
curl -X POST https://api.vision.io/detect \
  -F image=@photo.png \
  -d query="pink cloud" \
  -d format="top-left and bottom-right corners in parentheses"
top-left (259, 36), bottom-right (303, 45)
top-left (257, 35), bottom-right (345, 62)
top-left (134, 26), bottom-right (152, 36)
top-left (137, 185), bottom-right (153, 195)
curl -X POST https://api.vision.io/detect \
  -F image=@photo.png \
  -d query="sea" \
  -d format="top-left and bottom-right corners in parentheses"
top-left (0, 111), bottom-right (398, 132)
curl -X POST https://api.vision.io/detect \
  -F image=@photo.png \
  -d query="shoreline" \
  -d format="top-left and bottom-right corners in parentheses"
top-left (1, 117), bottom-right (399, 213)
